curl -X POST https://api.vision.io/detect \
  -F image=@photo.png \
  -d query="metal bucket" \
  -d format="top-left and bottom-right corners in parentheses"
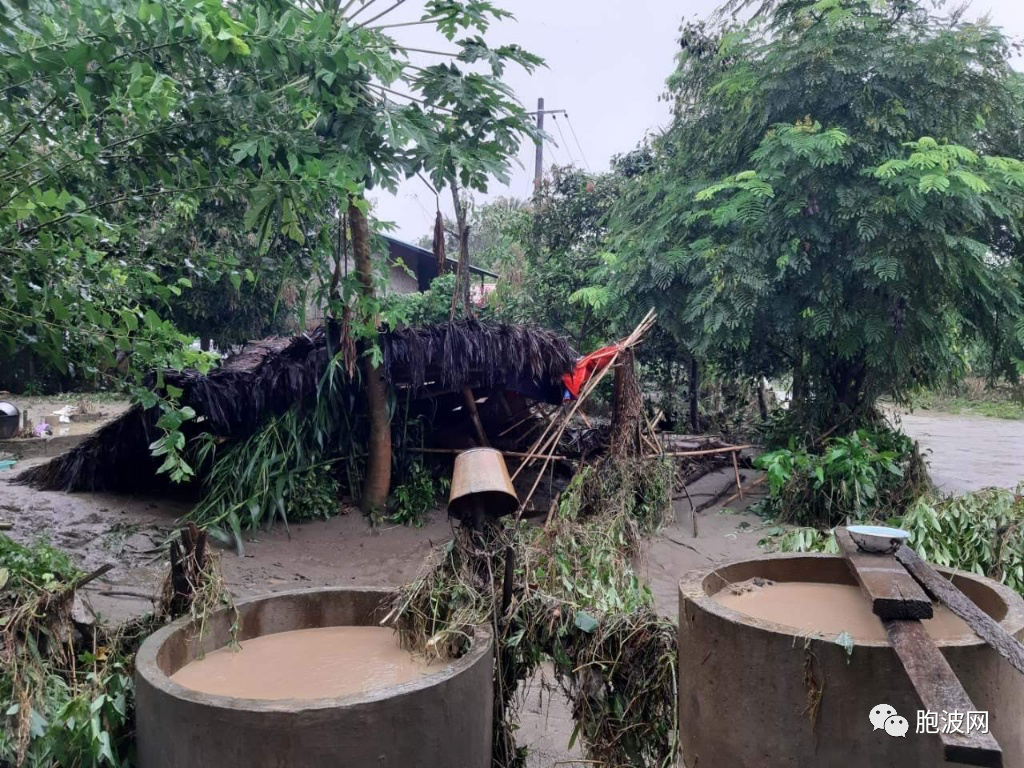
top-left (0, 402), bottom-right (19, 440)
top-left (448, 448), bottom-right (518, 522)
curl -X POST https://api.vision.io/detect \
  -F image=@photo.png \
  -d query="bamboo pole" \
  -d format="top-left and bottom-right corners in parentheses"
top-left (513, 310), bottom-right (658, 517)
top-left (650, 444), bottom-right (753, 458)
top-left (462, 386), bottom-right (490, 447)
top-left (512, 309), bottom-right (657, 482)
top-left (731, 451), bottom-right (744, 500)
top-left (411, 447), bottom-right (568, 461)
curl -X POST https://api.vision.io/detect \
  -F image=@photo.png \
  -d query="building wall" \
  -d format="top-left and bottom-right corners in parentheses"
top-left (303, 252), bottom-right (418, 329)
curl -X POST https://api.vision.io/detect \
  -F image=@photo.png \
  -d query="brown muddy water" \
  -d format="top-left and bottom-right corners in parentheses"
top-left (713, 581), bottom-right (971, 642)
top-left (170, 626), bottom-right (433, 700)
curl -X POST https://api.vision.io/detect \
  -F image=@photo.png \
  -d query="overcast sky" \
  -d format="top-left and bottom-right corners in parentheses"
top-left (370, 0), bottom-right (1024, 243)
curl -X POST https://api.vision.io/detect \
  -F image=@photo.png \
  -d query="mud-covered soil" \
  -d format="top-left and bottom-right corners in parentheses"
top-left (0, 457), bottom-right (764, 766)
top-left (895, 410), bottom-right (1024, 494)
top-left (1, 395), bottom-right (131, 438)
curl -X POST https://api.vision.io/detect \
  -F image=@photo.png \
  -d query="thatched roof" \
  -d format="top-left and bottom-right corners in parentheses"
top-left (18, 320), bottom-right (575, 492)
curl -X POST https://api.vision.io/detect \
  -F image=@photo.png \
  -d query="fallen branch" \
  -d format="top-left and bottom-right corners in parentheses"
top-left (720, 475), bottom-right (765, 507)
top-left (694, 473), bottom-right (745, 514)
top-left (67, 563), bottom-right (114, 593)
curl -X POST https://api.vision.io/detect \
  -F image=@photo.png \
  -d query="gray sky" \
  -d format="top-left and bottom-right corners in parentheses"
top-left (371, 0), bottom-right (1024, 243)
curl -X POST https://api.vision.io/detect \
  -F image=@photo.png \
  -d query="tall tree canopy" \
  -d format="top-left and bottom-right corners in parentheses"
top-left (609, 0), bottom-right (1024, 432)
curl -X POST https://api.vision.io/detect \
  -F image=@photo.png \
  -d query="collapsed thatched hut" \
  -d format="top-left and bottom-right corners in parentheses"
top-left (18, 319), bottom-right (576, 493)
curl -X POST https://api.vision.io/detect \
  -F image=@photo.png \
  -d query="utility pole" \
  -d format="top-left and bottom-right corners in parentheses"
top-left (534, 97), bottom-right (545, 191)
top-left (529, 97), bottom-right (568, 192)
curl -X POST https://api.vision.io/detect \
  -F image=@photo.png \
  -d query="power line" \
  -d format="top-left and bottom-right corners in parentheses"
top-left (565, 113), bottom-right (592, 171)
top-left (551, 114), bottom-right (576, 167)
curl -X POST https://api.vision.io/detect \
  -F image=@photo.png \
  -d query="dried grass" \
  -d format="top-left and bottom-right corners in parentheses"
top-left (19, 320), bottom-right (575, 492)
top-left (387, 456), bottom-right (678, 768)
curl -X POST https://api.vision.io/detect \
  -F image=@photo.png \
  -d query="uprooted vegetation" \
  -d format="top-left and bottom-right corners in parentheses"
top-left (752, 424), bottom-right (930, 528)
top-left (765, 487), bottom-right (1024, 595)
top-left (0, 526), bottom-right (232, 767)
top-left (389, 456), bottom-right (679, 768)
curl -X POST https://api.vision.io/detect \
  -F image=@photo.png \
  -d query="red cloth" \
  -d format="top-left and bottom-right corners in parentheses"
top-left (561, 344), bottom-right (620, 399)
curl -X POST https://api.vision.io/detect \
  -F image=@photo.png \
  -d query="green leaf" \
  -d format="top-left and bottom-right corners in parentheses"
top-left (574, 610), bottom-right (599, 633)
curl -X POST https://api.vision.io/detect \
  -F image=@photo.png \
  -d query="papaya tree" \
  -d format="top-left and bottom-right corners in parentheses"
top-left (0, 0), bottom-right (540, 503)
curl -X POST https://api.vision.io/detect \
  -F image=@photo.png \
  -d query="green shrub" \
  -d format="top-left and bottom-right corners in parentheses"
top-left (191, 408), bottom-right (345, 552)
top-left (763, 487), bottom-right (1024, 596)
top-left (903, 488), bottom-right (1024, 593)
top-left (753, 428), bottom-right (927, 527)
top-left (386, 461), bottom-right (449, 527)
top-left (286, 465), bottom-right (341, 522)
top-left (0, 534), bottom-right (80, 591)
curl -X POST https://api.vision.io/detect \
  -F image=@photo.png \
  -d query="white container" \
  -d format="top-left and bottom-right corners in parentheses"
top-left (846, 525), bottom-right (910, 554)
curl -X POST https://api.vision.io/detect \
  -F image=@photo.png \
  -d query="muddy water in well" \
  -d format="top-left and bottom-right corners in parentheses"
top-left (713, 581), bottom-right (972, 642)
top-left (170, 626), bottom-right (432, 700)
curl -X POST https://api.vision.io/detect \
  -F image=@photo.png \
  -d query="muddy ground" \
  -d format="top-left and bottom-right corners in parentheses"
top-left (893, 409), bottom-right (1023, 494)
top-left (1, 395), bottom-right (131, 438)
top-left (0, 446), bottom-right (765, 766)
top-left (1, 406), bottom-right (1018, 764)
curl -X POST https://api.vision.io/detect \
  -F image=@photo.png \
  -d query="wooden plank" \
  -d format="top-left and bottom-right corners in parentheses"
top-left (895, 545), bottom-right (1024, 677)
top-left (836, 527), bottom-right (934, 620)
top-left (885, 619), bottom-right (1003, 767)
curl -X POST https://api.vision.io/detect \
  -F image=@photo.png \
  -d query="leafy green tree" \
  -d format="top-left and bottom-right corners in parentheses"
top-left (1, 0), bottom-right (540, 493)
top-left (492, 163), bottom-right (639, 351)
top-left (610, 0), bottom-right (1024, 433)
top-left (149, 196), bottom-right (303, 351)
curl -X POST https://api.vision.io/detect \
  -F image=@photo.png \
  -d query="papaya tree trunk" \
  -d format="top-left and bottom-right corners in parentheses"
top-left (350, 203), bottom-right (391, 514)
top-left (450, 183), bottom-right (471, 316)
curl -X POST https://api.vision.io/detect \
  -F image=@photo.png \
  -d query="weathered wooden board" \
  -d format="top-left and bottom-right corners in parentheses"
top-left (836, 527), bottom-right (934, 620)
top-left (885, 620), bottom-right (1003, 767)
top-left (895, 544), bottom-right (1024, 677)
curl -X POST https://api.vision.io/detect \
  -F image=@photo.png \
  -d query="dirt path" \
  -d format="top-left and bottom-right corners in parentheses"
top-left (895, 410), bottom-right (1023, 494)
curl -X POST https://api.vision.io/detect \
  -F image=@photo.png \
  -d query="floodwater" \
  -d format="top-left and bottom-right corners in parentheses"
top-left (170, 626), bottom-right (432, 700)
top-left (896, 411), bottom-right (1023, 494)
top-left (713, 581), bottom-right (971, 642)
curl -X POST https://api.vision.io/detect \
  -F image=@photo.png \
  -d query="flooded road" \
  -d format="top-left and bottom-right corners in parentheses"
top-left (896, 410), bottom-right (1023, 494)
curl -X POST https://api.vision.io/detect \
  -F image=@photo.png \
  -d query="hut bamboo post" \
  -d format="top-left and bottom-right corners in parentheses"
top-left (462, 386), bottom-right (490, 447)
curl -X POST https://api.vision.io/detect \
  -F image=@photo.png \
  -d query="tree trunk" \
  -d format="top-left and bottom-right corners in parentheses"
top-left (757, 377), bottom-right (769, 421)
top-left (791, 362), bottom-right (805, 411)
top-left (460, 223), bottom-right (471, 313)
top-left (350, 202), bottom-right (391, 514)
top-left (450, 184), bottom-right (471, 316)
top-left (689, 356), bottom-right (700, 433)
top-left (432, 208), bottom-right (446, 277)
top-left (200, 337), bottom-right (210, 352)
top-left (610, 350), bottom-right (642, 457)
